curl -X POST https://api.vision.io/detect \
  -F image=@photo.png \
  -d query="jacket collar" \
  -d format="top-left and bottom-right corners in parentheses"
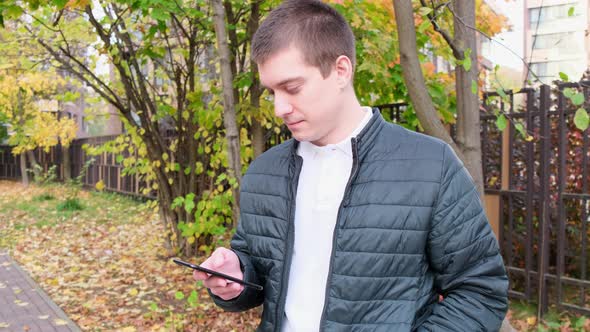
top-left (288, 107), bottom-right (386, 159)
top-left (355, 107), bottom-right (386, 158)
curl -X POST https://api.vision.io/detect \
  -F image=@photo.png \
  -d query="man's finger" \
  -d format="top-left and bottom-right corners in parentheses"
top-left (213, 282), bottom-right (243, 296)
top-left (193, 270), bottom-right (209, 281)
top-left (210, 283), bottom-right (243, 299)
top-left (213, 253), bottom-right (225, 268)
top-left (203, 276), bottom-right (228, 288)
top-left (201, 248), bottom-right (225, 270)
top-left (210, 248), bottom-right (227, 269)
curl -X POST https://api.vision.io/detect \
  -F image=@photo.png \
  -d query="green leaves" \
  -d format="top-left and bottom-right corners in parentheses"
top-left (562, 87), bottom-right (584, 106)
top-left (574, 108), bottom-right (589, 131)
top-left (496, 89), bottom-right (510, 104)
top-left (417, 19), bottom-right (430, 33)
top-left (462, 50), bottom-right (472, 71)
top-left (418, 7), bottom-right (433, 16)
top-left (54, 0), bottom-right (69, 10)
top-left (563, 87), bottom-right (589, 130)
top-left (456, 48), bottom-right (472, 72)
top-left (171, 193), bottom-right (196, 214)
top-left (184, 193), bottom-right (195, 214)
top-left (559, 72), bottom-right (569, 81)
top-left (3, 5), bottom-right (23, 20)
top-left (563, 87), bottom-right (575, 98)
top-left (568, 6), bottom-right (575, 17)
top-left (572, 93), bottom-right (585, 106)
top-left (514, 122), bottom-right (526, 138)
top-left (187, 290), bottom-right (199, 307)
top-left (234, 72), bottom-right (253, 90)
top-left (151, 8), bottom-right (171, 22)
top-left (496, 114), bottom-right (507, 131)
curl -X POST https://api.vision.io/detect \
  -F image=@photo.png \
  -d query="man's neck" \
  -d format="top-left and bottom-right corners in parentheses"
top-left (312, 94), bottom-right (365, 146)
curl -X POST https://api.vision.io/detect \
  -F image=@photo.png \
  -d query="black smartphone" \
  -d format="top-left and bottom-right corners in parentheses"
top-left (172, 258), bottom-right (263, 291)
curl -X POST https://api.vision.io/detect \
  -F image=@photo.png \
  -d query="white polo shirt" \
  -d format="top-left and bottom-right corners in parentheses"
top-left (282, 107), bottom-right (372, 332)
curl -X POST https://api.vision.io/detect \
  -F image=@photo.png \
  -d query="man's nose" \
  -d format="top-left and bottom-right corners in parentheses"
top-left (274, 95), bottom-right (293, 117)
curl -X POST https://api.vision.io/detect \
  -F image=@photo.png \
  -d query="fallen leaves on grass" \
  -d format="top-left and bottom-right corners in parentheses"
top-left (508, 305), bottom-right (590, 332)
top-left (0, 181), bottom-right (260, 331)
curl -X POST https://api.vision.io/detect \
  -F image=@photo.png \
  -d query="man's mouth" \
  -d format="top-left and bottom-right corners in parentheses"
top-left (286, 120), bottom-right (303, 126)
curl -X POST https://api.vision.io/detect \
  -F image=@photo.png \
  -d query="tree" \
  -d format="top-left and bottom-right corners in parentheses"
top-left (211, 0), bottom-right (242, 228)
top-left (0, 0), bottom-right (283, 257)
top-left (0, 67), bottom-right (77, 185)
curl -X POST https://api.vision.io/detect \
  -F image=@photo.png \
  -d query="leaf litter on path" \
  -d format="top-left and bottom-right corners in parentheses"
top-left (0, 181), bottom-right (259, 331)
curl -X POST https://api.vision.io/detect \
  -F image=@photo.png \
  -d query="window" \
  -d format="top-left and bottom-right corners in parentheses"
top-left (530, 62), bottom-right (549, 77)
top-left (532, 31), bottom-right (584, 54)
top-left (529, 2), bottom-right (581, 28)
top-left (556, 60), bottom-right (584, 78)
top-left (527, 59), bottom-right (585, 83)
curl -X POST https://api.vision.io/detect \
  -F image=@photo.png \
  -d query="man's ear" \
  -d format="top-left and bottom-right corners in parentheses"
top-left (334, 55), bottom-right (353, 88)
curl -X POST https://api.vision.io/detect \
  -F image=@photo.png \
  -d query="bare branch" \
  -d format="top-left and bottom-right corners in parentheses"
top-left (170, 12), bottom-right (190, 41)
top-left (420, 0), bottom-right (463, 59)
top-left (52, 9), bottom-right (64, 26)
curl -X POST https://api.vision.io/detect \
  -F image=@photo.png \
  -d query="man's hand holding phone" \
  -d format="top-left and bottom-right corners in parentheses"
top-left (193, 247), bottom-right (245, 300)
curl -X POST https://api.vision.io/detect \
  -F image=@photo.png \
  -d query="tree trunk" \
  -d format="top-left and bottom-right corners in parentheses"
top-left (158, 196), bottom-right (176, 256)
top-left (211, 0), bottom-right (242, 229)
top-left (392, 0), bottom-right (461, 156)
top-left (252, 121), bottom-right (265, 158)
top-left (20, 153), bottom-right (28, 186)
top-left (248, 1), bottom-right (265, 158)
top-left (452, 0), bottom-right (484, 196)
top-left (62, 144), bottom-right (71, 181)
top-left (26, 150), bottom-right (40, 181)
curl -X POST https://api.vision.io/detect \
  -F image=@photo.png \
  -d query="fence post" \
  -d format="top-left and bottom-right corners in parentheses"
top-left (537, 84), bottom-right (551, 318)
top-left (525, 89), bottom-right (535, 301)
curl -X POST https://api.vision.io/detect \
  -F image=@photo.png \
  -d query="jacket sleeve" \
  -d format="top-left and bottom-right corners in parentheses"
top-left (416, 144), bottom-right (509, 332)
top-left (208, 218), bottom-right (265, 312)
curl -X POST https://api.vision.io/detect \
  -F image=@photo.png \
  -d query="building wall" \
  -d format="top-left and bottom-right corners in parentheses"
top-left (61, 89), bottom-right (123, 139)
top-left (524, 0), bottom-right (589, 83)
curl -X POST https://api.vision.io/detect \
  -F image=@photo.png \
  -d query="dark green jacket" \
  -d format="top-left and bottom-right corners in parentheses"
top-left (212, 110), bottom-right (508, 331)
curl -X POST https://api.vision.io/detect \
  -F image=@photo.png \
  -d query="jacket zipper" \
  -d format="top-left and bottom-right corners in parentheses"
top-left (275, 155), bottom-right (303, 332)
top-left (319, 138), bottom-right (360, 330)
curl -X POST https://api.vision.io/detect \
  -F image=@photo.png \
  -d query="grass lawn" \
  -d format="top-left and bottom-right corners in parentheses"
top-left (0, 180), bottom-right (259, 331)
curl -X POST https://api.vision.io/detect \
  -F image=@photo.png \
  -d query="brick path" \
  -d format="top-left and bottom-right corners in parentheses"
top-left (0, 251), bottom-right (80, 332)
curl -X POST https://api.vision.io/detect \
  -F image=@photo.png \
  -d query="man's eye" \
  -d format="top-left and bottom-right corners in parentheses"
top-left (286, 87), bottom-right (300, 95)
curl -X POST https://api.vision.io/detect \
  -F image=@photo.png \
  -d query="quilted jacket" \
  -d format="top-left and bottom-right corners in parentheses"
top-left (211, 109), bottom-right (509, 331)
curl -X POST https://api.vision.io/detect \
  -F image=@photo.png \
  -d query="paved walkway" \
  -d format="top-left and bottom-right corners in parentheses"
top-left (0, 251), bottom-right (80, 332)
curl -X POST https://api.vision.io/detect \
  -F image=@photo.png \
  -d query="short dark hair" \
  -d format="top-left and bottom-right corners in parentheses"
top-left (251, 0), bottom-right (356, 78)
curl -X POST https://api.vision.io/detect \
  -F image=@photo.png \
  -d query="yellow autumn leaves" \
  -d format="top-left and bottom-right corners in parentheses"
top-left (0, 70), bottom-right (77, 155)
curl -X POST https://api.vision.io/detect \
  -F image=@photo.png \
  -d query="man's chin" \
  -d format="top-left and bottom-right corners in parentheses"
top-left (291, 133), bottom-right (311, 143)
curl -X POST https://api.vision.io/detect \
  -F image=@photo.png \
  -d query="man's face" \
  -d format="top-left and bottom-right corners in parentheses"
top-left (258, 46), bottom-right (344, 146)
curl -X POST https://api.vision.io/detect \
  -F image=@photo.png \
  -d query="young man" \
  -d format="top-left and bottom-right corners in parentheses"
top-left (194, 1), bottom-right (508, 331)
